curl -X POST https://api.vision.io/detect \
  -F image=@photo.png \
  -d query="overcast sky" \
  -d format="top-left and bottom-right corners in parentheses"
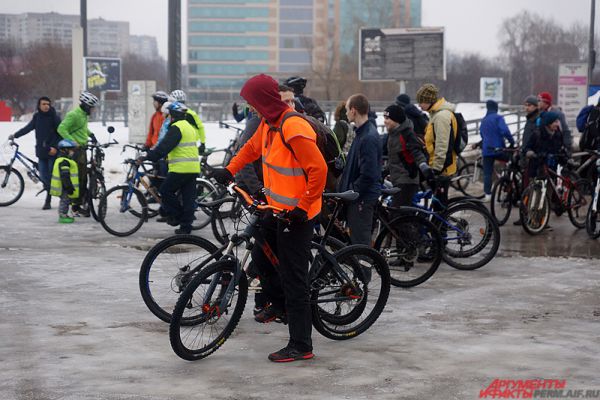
top-left (0, 0), bottom-right (594, 61)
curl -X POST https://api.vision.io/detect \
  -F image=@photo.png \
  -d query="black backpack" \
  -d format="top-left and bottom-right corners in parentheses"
top-left (267, 112), bottom-right (345, 177)
top-left (579, 106), bottom-right (600, 151)
top-left (452, 112), bottom-right (469, 154)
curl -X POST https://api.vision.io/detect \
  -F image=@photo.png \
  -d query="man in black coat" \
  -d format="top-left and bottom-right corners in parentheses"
top-left (9, 97), bottom-right (61, 209)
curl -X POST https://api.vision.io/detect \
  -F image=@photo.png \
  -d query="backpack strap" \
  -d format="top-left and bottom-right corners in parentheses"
top-left (265, 111), bottom-right (305, 157)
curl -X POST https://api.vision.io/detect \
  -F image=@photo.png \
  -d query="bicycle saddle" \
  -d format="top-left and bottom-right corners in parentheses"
top-left (199, 196), bottom-right (236, 209)
top-left (323, 190), bottom-right (359, 202)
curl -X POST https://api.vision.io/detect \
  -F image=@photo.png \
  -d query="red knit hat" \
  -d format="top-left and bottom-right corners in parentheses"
top-left (538, 92), bottom-right (553, 105)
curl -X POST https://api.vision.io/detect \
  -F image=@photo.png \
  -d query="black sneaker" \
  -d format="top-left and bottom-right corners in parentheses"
top-left (513, 219), bottom-right (522, 226)
top-left (156, 216), bottom-right (168, 223)
top-left (174, 227), bottom-right (191, 235)
top-left (166, 217), bottom-right (180, 227)
top-left (254, 304), bottom-right (285, 324)
top-left (268, 346), bottom-right (314, 363)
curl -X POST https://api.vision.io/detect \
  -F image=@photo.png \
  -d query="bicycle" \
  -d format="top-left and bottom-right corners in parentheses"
top-left (0, 139), bottom-right (47, 206)
top-left (520, 154), bottom-right (593, 235)
top-left (168, 184), bottom-right (390, 361)
top-left (402, 190), bottom-right (501, 270)
top-left (585, 151), bottom-right (600, 239)
top-left (489, 147), bottom-right (523, 226)
top-left (85, 128), bottom-right (118, 221)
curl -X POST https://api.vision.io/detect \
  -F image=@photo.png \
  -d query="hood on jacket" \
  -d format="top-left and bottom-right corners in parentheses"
top-left (429, 98), bottom-right (456, 114)
top-left (240, 74), bottom-right (289, 124)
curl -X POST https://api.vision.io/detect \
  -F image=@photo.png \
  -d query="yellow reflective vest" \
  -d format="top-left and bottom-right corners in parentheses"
top-left (50, 157), bottom-right (79, 198)
top-left (167, 120), bottom-right (201, 174)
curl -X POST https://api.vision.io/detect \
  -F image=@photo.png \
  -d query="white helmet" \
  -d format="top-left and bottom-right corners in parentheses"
top-left (80, 91), bottom-right (99, 107)
top-left (169, 89), bottom-right (186, 103)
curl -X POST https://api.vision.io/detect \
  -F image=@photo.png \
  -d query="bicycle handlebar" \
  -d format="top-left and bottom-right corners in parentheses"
top-left (227, 183), bottom-right (284, 213)
top-left (122, 144), bottom-right (145, 153)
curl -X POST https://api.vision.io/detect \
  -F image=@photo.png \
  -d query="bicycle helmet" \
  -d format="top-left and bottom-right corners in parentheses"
top-left (79, 91), bottom-right (99, 107)
top-left (58, 139), bottom-right (77, 149)
top-left (167, 101), bottom-right (188, 119)
top-left (284, 76), bottom-right (307, 94)
top-left (169, 89), bottom-right (187, 103)
top-left (151, 90), bottom-right (169, 104)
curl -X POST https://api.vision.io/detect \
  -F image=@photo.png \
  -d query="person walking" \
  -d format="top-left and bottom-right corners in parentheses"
top-left (479, 100), bottom-right (515, 201)
top-left (337, 93), bottom-right (382, 245)
top-left (212, 74), bottom-right (327, 363)
top-left (8, 96), bottom-right (61, 209)
top-left (138, 102), bottom-right (200, 235)
top-left (57, 91), bottom-right (99, 216)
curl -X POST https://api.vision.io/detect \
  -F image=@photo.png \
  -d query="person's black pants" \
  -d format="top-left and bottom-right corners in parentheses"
top-left (251, 215), bottom-right (314, 352)
top-left (73, 149), bottom-right (87, 207)
top-left (158, 172), bottom-right (197, 230)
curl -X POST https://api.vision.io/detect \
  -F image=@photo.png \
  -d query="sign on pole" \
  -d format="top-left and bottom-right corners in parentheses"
top-left (557, 63), bottom-right (588, 126)
top-left (84, 57), bottom-right (122, 92)
top-left (359, 27), bottom-right (445, 82)
top-left (480, 77), bottom-right (503, 102)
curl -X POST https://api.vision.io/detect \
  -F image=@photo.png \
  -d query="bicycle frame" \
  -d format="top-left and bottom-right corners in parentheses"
top-left (2, 142), bottom-right (44, 190)
top-left (407, 191), bottom-right (472, 242)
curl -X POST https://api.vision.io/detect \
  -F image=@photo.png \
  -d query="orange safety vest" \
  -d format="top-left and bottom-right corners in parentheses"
top-left (261, 114), bottom-right (321, 219)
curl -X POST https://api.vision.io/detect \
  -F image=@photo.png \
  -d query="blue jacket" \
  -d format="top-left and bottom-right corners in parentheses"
top-left (338, 120), bottom-right (382, 201)
top-left (14, 106), bottom-right (61, 159)
top-left (479, 111), bottom-right (514, 157)
top-left (576, 105), bottom-right (594, 132)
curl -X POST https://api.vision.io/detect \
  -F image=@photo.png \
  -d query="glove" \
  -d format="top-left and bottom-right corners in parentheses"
top-left (8, 134), bottom-right (15, 141)
top-left (135, 156), bottom-right (146, 165)
top-left (141, 145), bottom-right (150, 151)
top-left (287, 206), bottom-right (308, 225)
top-left (232, 102), bottom-right (239, 116)
top-left (66, 185), bottom-right (74, 195)
top-left (418, 162), bottom-right (436, 190)
top-left (526, 150), bottom-right (536, 159)
top-left (211, 168), bottom-right (234, 185)
top-left (254, 188), bottom-right (267, 203)
top-left (198, 142), bottom-right (206, 155)
top-left (89, 133), bottom-right (98, 144)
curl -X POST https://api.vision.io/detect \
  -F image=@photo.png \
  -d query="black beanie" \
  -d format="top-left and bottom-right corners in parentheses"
top-left (396, 94), bottom-right (411, 107)
top-left (384, 104), bottom-right (406, 124)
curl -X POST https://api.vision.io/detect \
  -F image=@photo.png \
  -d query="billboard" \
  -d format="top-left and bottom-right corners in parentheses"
top-left (359, 27), bottom-right (445, 82)
top-left (84, 57), bottom-right (121, 92)
top-left (557, 63), bottom-right (588, 126)
top-left (480, 77), bottom-right (503, 102)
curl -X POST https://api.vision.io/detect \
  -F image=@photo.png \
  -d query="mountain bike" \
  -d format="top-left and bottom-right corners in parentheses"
top-left (168, 184), bottom-right (390, 361)
top-left (585, 151), bottom-right (600, 239)
top-left (86, 128), bottom-right (118, 221)
top-left (0, 139), bottom-right (46, 206)
top-left (489, 147), bottom-right (523, 225)
top-left (520, 154), bottom-right (593, 235)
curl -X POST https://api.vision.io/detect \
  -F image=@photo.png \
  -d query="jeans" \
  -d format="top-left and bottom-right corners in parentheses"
top-left (347, 199), bottom-right (377, 246)
top-left (250, 215), bottom-right (314, 352)
top-left (483, 155), bottom-right (508, 195)
top-left (37, 157), bottom-right (55, 191)
top-left (158, 172), bottom-right (197, 230)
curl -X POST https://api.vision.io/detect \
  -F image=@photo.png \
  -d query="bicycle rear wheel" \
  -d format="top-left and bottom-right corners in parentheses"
top-left (169, 260), bottom-right (248, 361)
top-left (442, 202), bottom-right (500, 270)
top-left (519, 184), bottom-right (550, 235)
top-left (490, 177), bottom-right (513, 226)
top-left (139, 234), bottom-right (220, 323)
top-left (0, 166), bottom-right (24, 206)
top-left (99, 185), bottom-right (147, 237)
top-left (456, 162), bottom-right (485, 199)
top-left (373, 214), bottom-right (443, 287)
top-left (310, 245), bottom-right (390, 341)
top-left (192, 178), bottom-right (220, 230)
top-left (567, 179), bottom-right (593, 229)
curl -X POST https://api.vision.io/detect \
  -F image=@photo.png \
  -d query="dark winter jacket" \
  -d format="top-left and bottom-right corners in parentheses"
top-left (576, 105), bottom-right (594, 133)
top-left (296, 94), bottom-right (326, 123)
top-left (479, 110), bottom-right (515, 157)
top-left (387, 119), bottom-right (427, 186)
top-left (338, 121), bottom-right (382, 202)
top-left (403, 103), bottom-right (429, 139)
top-left (524, 126), bottom-right (566, 159)
top-left (14, 105), bottom-right (61, 159)
top-left (549, 106), bottom-right (572, 151)
top-left (522, 109), bottom-right (540, 153)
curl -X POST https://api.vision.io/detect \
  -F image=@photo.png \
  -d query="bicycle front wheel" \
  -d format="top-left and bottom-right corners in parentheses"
top-left (88, 175), bottom-right (106, 222)
top-left (0, 166), bottom-right (24, 206)
top-left (310, 245), bottom-right (390, 341)
top-left (192, 178), bottom-right (220, 230)
top-left (567, 179), bottom-right (593, 229)
top-left (519, 184), bottom-right (550, 235)
top-left (490, 177), bottom-right (513, 226)
top-left (99, 185), bottom-right (147, 237)
top-left (169, 260), bottom-right (248, 361)
top-left (140, 234), bottom-right (220, 323)
top-left (442, 203), bottom-right (501, 270)
top-left (373, 214), bottom-right (443, 287)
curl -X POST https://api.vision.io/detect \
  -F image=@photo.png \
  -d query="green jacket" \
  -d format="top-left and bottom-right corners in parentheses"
top-left (57, 106), bottom-right (91, 146)
top-left (186, 109), bottom-right (206, 144)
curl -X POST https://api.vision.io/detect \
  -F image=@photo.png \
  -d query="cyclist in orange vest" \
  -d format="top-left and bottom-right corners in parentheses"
top-left (212, 74), bottom-right (327, 363)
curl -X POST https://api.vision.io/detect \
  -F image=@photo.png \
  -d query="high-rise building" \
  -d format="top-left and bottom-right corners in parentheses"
top-left (187, 0), bottom-right (329, 101)
top-left (0, 12), bottom-right (158, 60)
top-left (187, 0), bottom-right (421, 101)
